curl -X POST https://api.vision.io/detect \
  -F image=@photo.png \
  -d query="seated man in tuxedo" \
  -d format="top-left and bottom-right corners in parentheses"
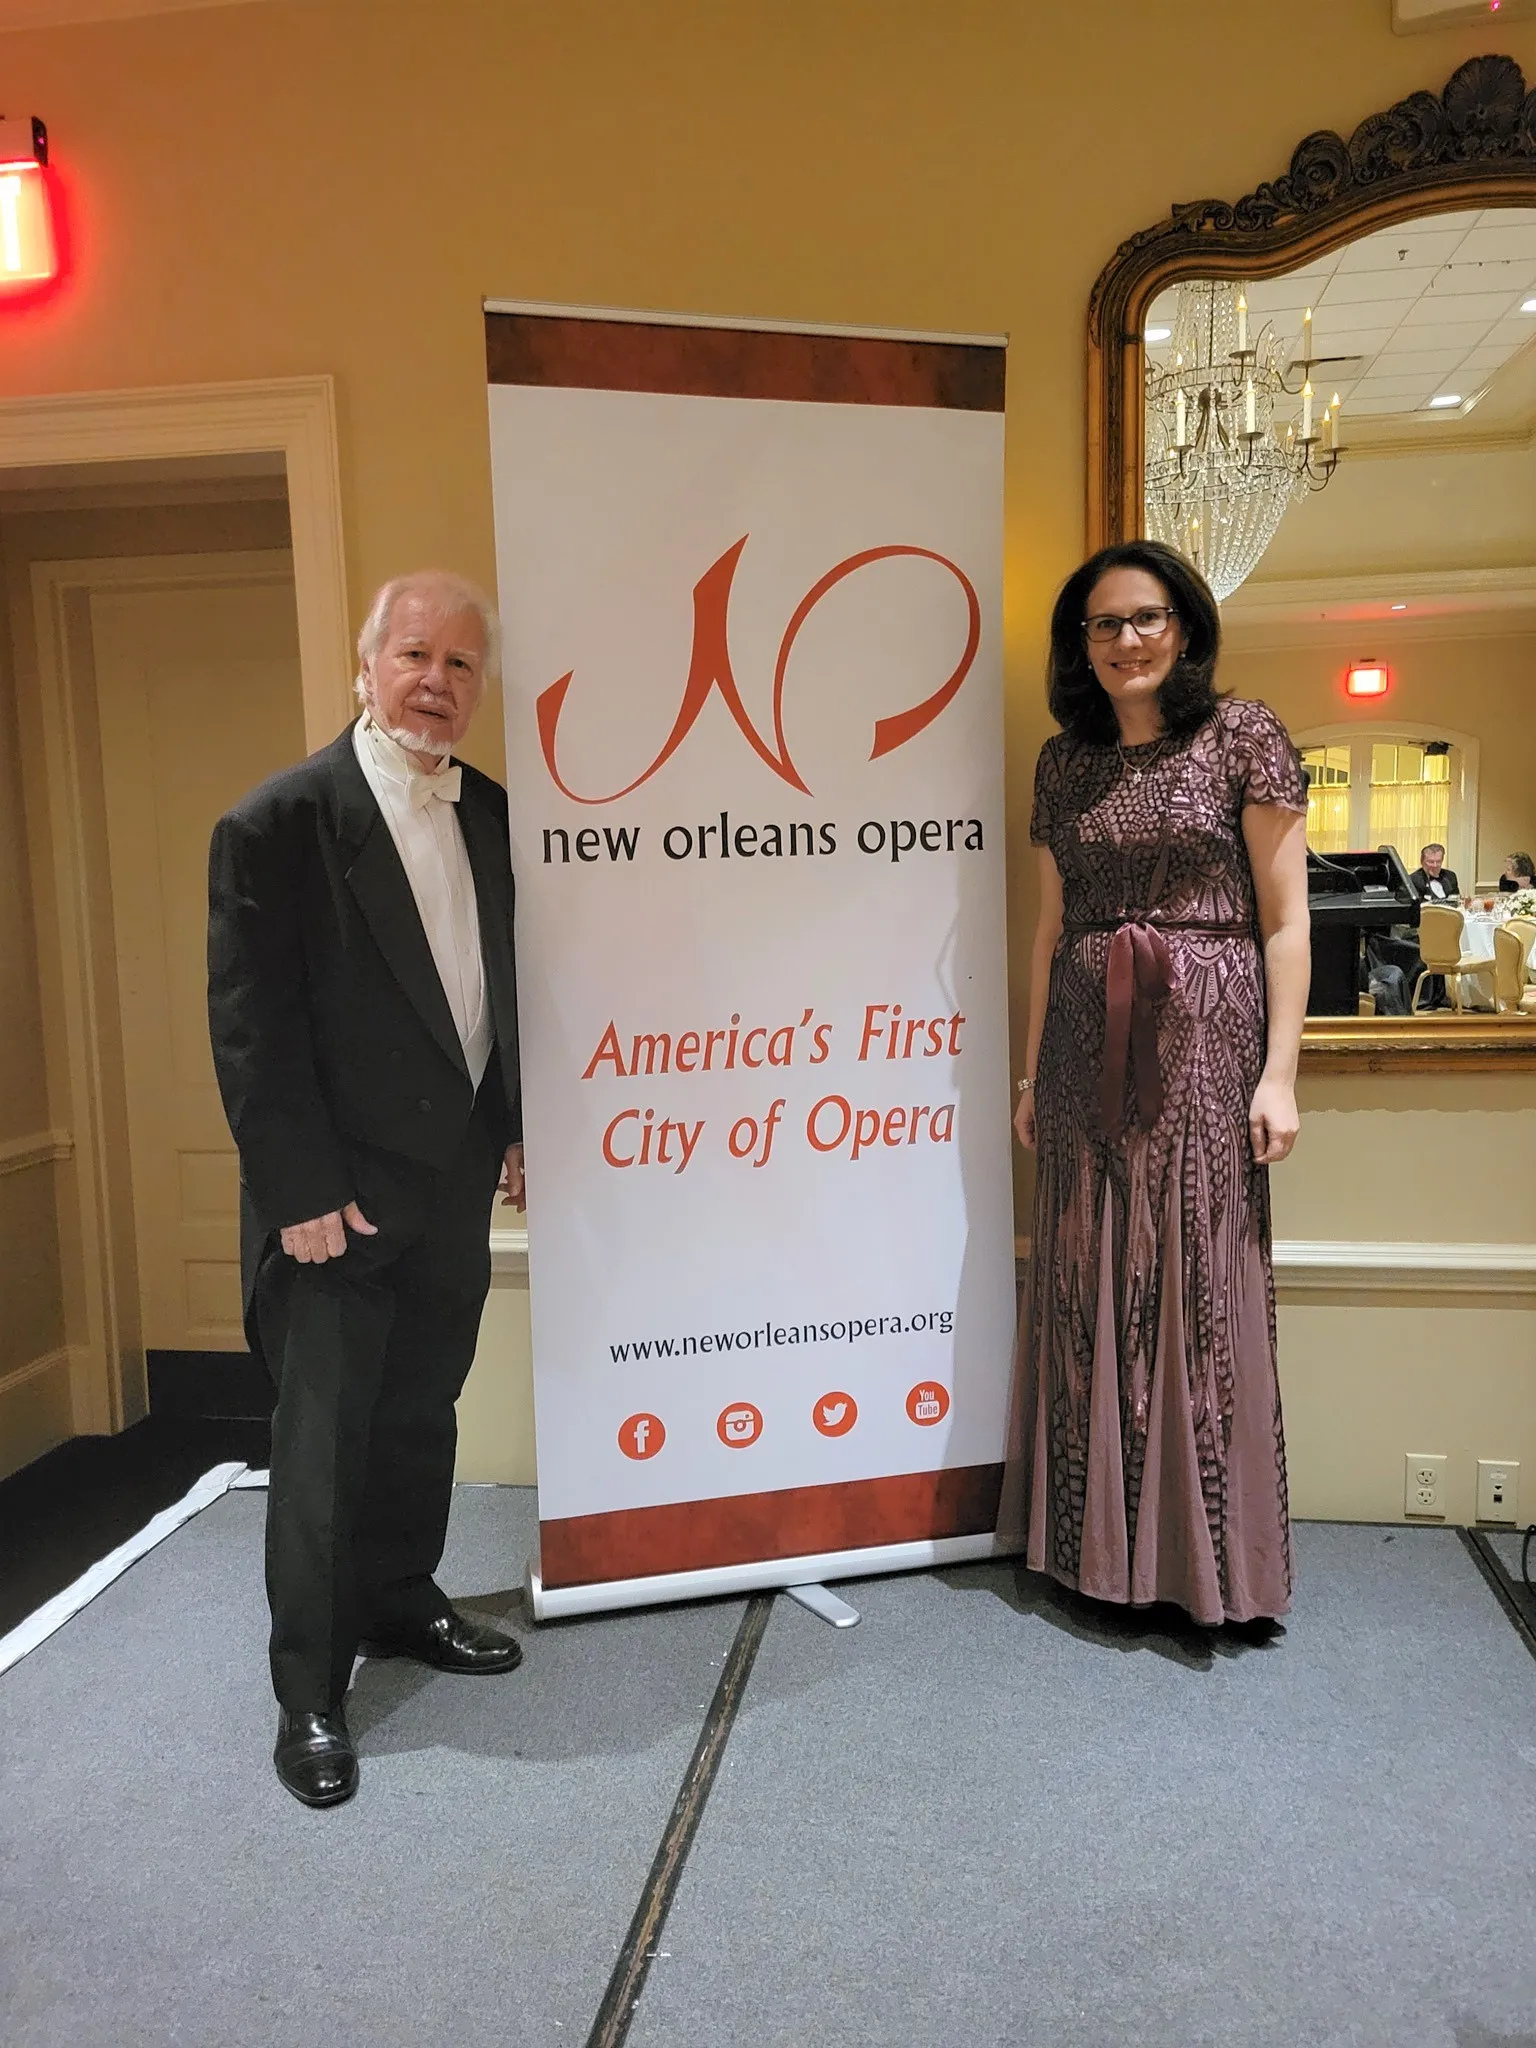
top-left (1405, 843), bottom-right (1460, 1008)
top-left (1409, 843), bottom-right (1459, 902)
top-left (208, 571), bottom-right (525, 1809)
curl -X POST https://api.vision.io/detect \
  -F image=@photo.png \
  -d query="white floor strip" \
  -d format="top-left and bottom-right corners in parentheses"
top-left (0, 1461), bottom-right (250, 1679)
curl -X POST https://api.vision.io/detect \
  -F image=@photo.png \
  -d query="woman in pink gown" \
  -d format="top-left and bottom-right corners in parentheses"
top-left (1000, 541), bottom-right (1311, 1629)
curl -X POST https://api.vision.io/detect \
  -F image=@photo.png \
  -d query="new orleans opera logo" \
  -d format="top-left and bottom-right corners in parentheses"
top-left (536, 536), bottom-right (981, 804)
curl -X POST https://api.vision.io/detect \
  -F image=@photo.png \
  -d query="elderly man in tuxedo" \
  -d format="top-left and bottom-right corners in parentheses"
top-left (1404, 843), bottom-right (1460, 1007)
top-left (1409, 843), bottom-right (1459, 902)
top-left (208, 571), bottom-right (525, 1808)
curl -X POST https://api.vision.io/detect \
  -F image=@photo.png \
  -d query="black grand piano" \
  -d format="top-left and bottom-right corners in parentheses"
top-left (1306, 846), bottom-right (1420, 1015)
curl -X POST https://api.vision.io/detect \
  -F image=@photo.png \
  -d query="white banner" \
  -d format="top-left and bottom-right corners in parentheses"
top-left (488, 314), bottom-right (1013, 1616)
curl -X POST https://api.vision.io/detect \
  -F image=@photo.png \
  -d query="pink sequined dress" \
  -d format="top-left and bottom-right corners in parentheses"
top-left (999, 698), bottom-right (1307, 1626)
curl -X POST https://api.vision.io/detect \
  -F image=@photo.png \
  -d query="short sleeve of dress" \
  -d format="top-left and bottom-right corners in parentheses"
top-left (1030, 737), bottom-right (1067, 846)
top-left (1226, 699), bottom-right (1307, 813)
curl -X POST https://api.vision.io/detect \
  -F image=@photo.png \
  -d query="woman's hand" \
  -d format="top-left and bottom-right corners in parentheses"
top-left (1013, 1085), bottom-right (1037, 1151)
top-left (1248, 1077), bottom-right (1298, 1164)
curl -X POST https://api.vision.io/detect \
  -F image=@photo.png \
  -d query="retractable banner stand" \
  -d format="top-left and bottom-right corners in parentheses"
top-left (485, 305), bottom-right (1014, 1619)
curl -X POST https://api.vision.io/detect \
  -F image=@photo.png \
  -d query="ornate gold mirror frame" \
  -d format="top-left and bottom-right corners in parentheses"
top-left (1085, 54), bottom-right (1536, 1073)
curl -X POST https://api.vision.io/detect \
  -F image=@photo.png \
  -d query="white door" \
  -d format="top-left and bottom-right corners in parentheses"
top-left (92, 560), bottom-right (306, 1351)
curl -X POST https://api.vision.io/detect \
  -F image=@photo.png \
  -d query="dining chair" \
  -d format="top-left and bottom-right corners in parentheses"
top-left (1496, 916), bottom-right (1536, 1015)
top-left (1412, 903), bottom-right (1496, 1014)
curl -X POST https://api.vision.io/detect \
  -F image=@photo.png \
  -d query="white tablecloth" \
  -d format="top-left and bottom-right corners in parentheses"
top-left (1453, 909), bottom-right (1536, 1007)
top-left (1460, 910), bottom-right (1496, 962)
top-left (1454, 913), bottom-right (1495, 1008)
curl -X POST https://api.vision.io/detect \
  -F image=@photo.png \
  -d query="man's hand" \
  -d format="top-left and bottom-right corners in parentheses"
top-left (279, 1201), bottom-right (378, 1264)
top-left (500, 1143), bottom-right (526, 1212)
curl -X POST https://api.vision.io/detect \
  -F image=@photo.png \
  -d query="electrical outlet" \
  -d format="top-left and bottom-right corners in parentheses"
top-left (1405, 1453), bottom-right (1447, 1518)
top-left (1476, 1460), bottom-right (1519, 1525)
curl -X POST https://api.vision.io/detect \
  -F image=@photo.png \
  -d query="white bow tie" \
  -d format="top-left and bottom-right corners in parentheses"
top-left (408, 763), bottom-right (462, 809)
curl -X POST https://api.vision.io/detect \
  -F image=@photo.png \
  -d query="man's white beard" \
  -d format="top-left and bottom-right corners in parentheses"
top-left (365, 701), bottom-right (455, 762)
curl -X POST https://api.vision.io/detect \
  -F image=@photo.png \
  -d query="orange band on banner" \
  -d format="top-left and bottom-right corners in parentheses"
top-left (539, 1463), bottom-right (1004, 1588)
top-left (486, 311), bottom-right (1006, 410)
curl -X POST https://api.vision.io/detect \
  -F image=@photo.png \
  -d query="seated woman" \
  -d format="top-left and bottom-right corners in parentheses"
top-left (1498, 853), bottom-right (1535, 895)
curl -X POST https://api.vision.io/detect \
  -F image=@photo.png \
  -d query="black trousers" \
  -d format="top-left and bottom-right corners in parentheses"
top-left (254, 1081), bottom-right (507, 1712)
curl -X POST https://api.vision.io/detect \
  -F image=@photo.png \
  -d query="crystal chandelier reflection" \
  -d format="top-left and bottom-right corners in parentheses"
top-left (1143, 280), bottom-right (1344, 600)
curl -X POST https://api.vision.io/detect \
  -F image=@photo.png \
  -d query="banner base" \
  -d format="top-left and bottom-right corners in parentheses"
top-left (526, 1530), bottom-right (1004, 1622)
top-left (784, 1582), bottom-right (862, 1628)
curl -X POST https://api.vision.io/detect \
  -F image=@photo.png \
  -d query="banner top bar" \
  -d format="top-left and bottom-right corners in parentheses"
top-left (483, 298), bottom-right (1007, 351)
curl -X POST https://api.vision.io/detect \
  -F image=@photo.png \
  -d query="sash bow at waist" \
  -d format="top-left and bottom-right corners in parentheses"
top-left (1061, 915), bottom-right (1256, 1138)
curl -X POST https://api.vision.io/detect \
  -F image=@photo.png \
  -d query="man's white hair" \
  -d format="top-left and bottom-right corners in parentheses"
top-left (353, 570), bottom-right (502, 701)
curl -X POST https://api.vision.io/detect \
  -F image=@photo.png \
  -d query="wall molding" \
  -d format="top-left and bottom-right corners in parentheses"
top-left (1273, 1239), bottom-right (1536, 1296)
top-left (1223, 568), bottom-right (1536, 649)
top-left (0, 1129), bottom-right (72, 1178)
top-left (490, 1225), bottom-right (529, 1280)
top-left (0, 1346), bottom-right (72, 1399)
top-left (1015, 1236), bottom-right (1536, 1299)
top-left (0, 1348), bottom-right (74, 1484)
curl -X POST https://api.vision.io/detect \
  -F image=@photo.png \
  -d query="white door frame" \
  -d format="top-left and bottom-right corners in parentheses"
top-left (0, 377), bottom-right (350, 746)
top-left (5, 378), bottom-right (349, 1439)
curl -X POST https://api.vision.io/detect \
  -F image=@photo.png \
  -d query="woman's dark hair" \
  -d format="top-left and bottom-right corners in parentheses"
top-left (1511, 852), bottom-right (1536, 882)
top-left (1047, 538), bottom-right (1223, 746)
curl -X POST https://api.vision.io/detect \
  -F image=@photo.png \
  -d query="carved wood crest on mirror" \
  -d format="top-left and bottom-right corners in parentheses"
top-left (1087, 55), bottom-right (1536, 1072)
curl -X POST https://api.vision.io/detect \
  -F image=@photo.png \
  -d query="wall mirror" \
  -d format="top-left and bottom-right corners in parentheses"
top-left (1087, 54), bottom-right (1536, 1071)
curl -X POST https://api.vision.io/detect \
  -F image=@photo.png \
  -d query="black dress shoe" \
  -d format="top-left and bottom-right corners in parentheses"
top-left (273, 1707), bottom-right (358, 1808)
top-left (361, 1608), bottom-right (523, 1674)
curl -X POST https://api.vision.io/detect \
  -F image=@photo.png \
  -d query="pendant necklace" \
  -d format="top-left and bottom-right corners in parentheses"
top-left (1118, 732), bottom-right (1168, 784)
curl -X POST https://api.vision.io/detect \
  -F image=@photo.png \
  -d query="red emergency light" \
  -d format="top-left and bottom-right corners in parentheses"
top-left (1345, 661), bottom-right (1390, 699)
top-left (0, 118), bottom-right (57, 290)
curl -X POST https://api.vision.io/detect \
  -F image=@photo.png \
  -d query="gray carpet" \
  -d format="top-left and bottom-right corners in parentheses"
top-left (627, 1525), bottom-right (1536, 2048)
top-left (0, 1484), bottom-right (745, 2048)
top-left (5, 1499), bottom-right (1534, 2048)
top-left (1489, 1526), bottom-right (1535, 1590)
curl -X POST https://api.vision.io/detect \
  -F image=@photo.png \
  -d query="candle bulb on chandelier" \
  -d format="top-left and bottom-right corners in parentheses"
top-left (1330, 392), bottom-right (1341, 449)
top-left (1175, 386), bottom-right (1187, 447)
top-left (1302, 379), bottom-right (1314, 441)
top-left (1244, 376), bottom-right (1256, 436)
top-left (1237, 291), bottom-right (1248, 354)
top-left (1301, 306), bottom-right (1313, 364)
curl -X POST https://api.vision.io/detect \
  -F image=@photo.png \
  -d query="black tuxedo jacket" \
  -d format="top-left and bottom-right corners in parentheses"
top-left (1410, 866), bottom-right (1459, 901)
top-left (208, 722), bottom-right (522, 1271)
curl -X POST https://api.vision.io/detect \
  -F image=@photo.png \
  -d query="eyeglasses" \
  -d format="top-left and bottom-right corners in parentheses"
top-left (1082, 605), bottom-right (1178, 644)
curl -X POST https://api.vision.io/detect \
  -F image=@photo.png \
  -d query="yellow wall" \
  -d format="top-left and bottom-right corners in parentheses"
top-left (1277, 1073), bottom-right (1536, 1524)
top-left (1, 0), bottom-right (1530, 799)
top-left (0, 0), bottom-right (1530, 1513)
top-left (1224, 628), bottom-right (1536, 885)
